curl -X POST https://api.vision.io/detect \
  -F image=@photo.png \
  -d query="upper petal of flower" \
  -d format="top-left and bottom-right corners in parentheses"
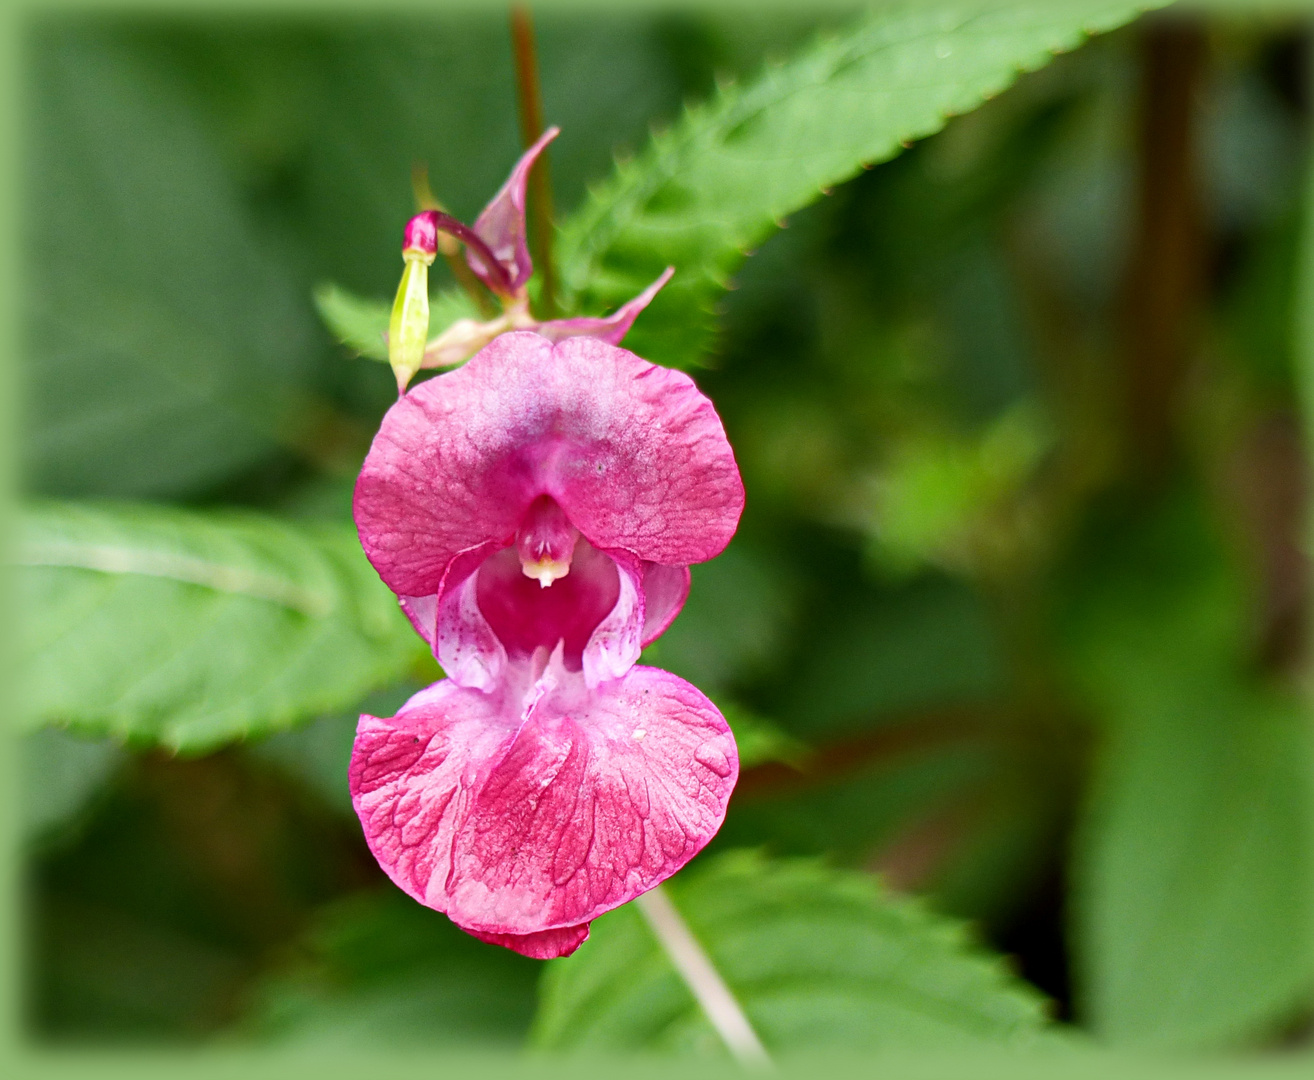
top-left (467, 126), bottom-right (559, 294)
top-left (415, 268), bottom-right (672, 374)
top-left (349, 664), bottom-right (737, 943)
top-left (354, 331), bottom-right (744, 600)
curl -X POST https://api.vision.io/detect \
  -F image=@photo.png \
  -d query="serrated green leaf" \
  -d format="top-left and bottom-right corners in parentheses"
top-left (313, 282), bottom-right (392, 361)
top-left (245, 888), bottom-right (540, 1049)
top-left (533, 850), bottom-right (1054, 1056)
top-left (313, 282), bottom-right (481, 364)
top-left (557, 1), bottom-right (1152, 369)
top-left (17, 501), bottom-right (426, 754)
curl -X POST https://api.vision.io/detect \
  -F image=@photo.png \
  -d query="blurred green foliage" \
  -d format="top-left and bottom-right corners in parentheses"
top-left (246, 887), bottom-right (541, 1049)
top-left (17, 0), bottom-right (1314, 1064)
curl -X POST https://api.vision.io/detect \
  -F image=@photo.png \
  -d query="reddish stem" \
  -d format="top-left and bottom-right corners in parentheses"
top-left (510, 4), bottom-right (557, 317)
top-left (1122, 17), bottom-right (1207, 488)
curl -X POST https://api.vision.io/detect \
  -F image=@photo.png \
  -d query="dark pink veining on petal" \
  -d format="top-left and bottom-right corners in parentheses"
top-left (350, 665), bottom-right (738, 950)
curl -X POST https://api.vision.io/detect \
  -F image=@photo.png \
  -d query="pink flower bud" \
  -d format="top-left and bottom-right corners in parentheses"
top-left (402, 212), bottom-right (439, 258)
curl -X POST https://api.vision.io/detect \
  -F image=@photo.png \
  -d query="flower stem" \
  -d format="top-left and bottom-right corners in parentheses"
top-left (509, 3), bottom-right (557, 318)
top-left (635, 886), bottom-right (773, 1071)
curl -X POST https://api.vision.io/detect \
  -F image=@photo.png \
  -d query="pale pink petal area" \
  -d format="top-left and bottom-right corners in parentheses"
top-left (435, 567), bottom-right (507, 692)
top-left (468, 126), bottom-right (559, 292)
top-left (349, 666), bottom-right (737, 942)
top-left (398, 592), bottom-right (438, 646)
top-left (578, 550), bottom-right (644, 687)
top-left (419, 316), bottom-right (505, 371)
top-left (535, 267), bottom-right (675, 346)
top-left (463, 922), bottom-right (590, 960)
top-left (354, 332), bottom-right (744, 601)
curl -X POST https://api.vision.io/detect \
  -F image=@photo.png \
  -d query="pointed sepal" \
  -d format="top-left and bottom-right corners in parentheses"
top-left (468, 126), bottom-right (559, 295)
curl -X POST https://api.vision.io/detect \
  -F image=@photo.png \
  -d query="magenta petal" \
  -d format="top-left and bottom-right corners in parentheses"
top-left (641, 563), bottom-right (690, 646)
top-left (354, 331), bottom-right (744, 601)
top-left (350, 681), bottom-right (516, 908)
top-left (463, 922), bottom-right (590, 959)
top-left (349, 666), bottom-right (737, 939)
top-left (468, 126), bottom-right (559, 293)
top-left (535, 267), bottom-right (675, 347)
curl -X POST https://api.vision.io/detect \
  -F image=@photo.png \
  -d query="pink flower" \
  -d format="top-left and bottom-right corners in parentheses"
top-left (389, 127), bottom-right (673, 390)
top-left (350, 330), bottom-right (745, 958)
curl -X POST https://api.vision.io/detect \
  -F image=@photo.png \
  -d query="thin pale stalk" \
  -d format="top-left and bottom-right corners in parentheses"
top-left (635, 886), bottom-right (773, 1071)
top-left (509, 4), bottom-right (557, 317)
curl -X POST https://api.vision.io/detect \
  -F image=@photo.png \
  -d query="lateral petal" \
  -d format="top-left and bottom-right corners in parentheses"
top-left (640, 563), bottom-right (690, 646)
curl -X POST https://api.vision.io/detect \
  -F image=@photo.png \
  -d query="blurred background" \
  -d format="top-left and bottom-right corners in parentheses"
top-left (17, 0), bottom-right (1314, 1058)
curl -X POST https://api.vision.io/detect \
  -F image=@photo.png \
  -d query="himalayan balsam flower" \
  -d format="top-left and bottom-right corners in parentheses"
top-left (352, 331), bottom-right (745, 958)
top-left (388, 125), bottom-right (673, 391)
top-left (353, 130), bottom-right (743, 958)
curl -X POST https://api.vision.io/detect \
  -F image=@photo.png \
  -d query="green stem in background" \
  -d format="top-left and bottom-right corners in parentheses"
top-left (635, 885), bottom-right (773, 1070)
top-left (509, 3), bottom-right (557, 318)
